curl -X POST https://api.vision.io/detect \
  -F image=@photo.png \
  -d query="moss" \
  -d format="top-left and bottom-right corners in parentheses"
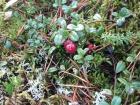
top-left (0, 13), bottom-right (24, 39)
top-left (89, 71), bottom-right (110, 88)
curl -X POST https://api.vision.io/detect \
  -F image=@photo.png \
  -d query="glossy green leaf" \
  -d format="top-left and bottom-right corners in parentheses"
top-left (112, 12), bottom-right (118, 17)
top-left (115, 61), bottom-right (126, 73)
top-left (71, 12), bottom-right (80, 20)
top-left (97, 26), bottom-right (104, 35)
top-left (111, 96), bottom-right (121, 105)
top-left (118, 78), bottom-right (128, 85)
top-left (70, 1), bottom-right (78, 9)
top-left (67, 24), bottom-right (76, 30)
top-left (87, 27), bottom-right (97, 33)
top-left (57, 17), bottom-right (67, 28)
top-left (75, 24), bottom-right (84, 31)
top-left (84, 55), bottom-right (94, 61)
top-left (48, 46), bottom-right (56, 55)
top-left (48, 67), bottom-right (58, 73)
top-left (77, 48), bottom-right (86, 56)
top-left (116, 17), bottom-right (125, 27)
top-left (54, 34), bottom-right (63, 45)
top-left (62, 0), bottom-right (67, 4)
top-left (74, 55), bottom-right (82, 60)
top-left (126, 56), bottom-right (135, 63)
top-left (93, 13), bottom-right (102, 21)
top-left (70, 31), bottom-right (79, 42)
top-left (62, 5), bottom-right (71, 13)
top-left (132, 81), bottom-right (140, 89)
top-left (4, 40), bottom-right (12, 49)
top-left (119, 7), bottom-right (132, 18)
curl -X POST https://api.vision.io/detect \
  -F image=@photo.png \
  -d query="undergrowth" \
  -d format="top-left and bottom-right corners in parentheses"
top-left (0, 0), bottom-right (140, 105)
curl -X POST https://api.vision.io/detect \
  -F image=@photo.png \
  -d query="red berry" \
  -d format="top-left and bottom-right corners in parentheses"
top-left (64, 40), bottom-right (77, 54)
top-left (64, 39), bottom-right (73, 47)
top-left (87, 43), bottom-right (97, 54)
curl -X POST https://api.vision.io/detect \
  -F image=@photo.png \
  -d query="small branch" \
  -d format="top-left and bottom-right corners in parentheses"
top-left (59, 84), bottom-right (94, 89)
top-left (60, 71), bottom-right (95, 87)
top-left (124, 94), bottom-right (129, 105)
top-left (45, 55), bottom-right (54, 73)
top-left (130, 101), bottom-right (140, 105)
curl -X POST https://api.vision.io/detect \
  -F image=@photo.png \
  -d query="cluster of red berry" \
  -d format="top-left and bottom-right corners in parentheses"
top-left (64, 39), bottom-right (97, 54)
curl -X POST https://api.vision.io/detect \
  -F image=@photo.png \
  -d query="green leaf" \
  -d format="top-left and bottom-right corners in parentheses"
top-left (77, 31), bottom-right (85, 37)
top-left (86, 27), bottom-right (97, 33)
top-left (119, 7), bottom-right (132, 18)
top-left (97, 26), bottom-right (104, 35)
top-left (48, 67), bottom-right (58, 73)
top-left (35, 39), bottom-right (41, 44)
top-left (84, 48), bottom-right (89, 53)
top-left (60, 65), bottom-right (65, 70)
top-left (115, 61), bottom-right (126, 73)
top-left (70, 31), bottom-right (79, 42)
top-left (70, 1), bottom-right (78, 9)
top-left (93, 13), bottom-right (102, 21)
top-left (57, 17), bottom-right (67, 28)
top-left (126, 56), bottom-right (135, 63)
top-left (38, 23), bottom-right (45, 29)
top-left (62, 0), bottom-right (67, 4)
top-left (74, 55), bottom-right (82, 60)
top-left (116, 17), bottom-right (125, 27)
top-left (84, 55), bottom-right (94, 61)
top-left (54, 34), bottom-right (63, 45)
top-left (62, 5), bottom-right (71, 13)
top-left (67, 24), bottom-right (76, 30)
top-left (48, 46), bottom-right (56, 55)
top-left (53, 3), bottom-right (58, 8)
top-left (58, 28), bottom-right (69, 39)
top-left (112, 12), bottom-right (118, 17)
top-left (77, 48), bottom-right (86, 56)
top-left (132, 81), bottom-right (140, 90)
top-left (4, 40), bottom-right (12, 49)
top-left (70, 12), bottom-right (80, 20)
top-left (53, 0), bottom-right (67, 7)
top-left (75, 24), bottom-right (84, 31)
top-left (118, 78), bottom-right (128, 85)
top-left (111, 96), bottom-right (121, 105)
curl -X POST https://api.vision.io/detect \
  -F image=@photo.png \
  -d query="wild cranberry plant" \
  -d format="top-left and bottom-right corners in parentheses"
top-left (0, 0), bottom-right (140, 105)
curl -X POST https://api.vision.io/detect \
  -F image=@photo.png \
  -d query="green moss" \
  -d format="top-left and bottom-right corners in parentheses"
top-left (0, 13), bottom-right (24, 39)
top-left (89, 71), bottom-right (110, 88)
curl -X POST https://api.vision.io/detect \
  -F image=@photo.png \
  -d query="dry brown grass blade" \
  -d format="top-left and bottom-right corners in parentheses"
top-left (17, 24), bottom-right (25, 36)
top-left (73, 0), bottom-right (90, 12)
top-left (60, 71), bottom-right (96, 87)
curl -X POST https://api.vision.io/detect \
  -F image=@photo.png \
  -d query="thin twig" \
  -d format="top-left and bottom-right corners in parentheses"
top-left (59, 84), bottom-right (94, 89)
top-left (45, 55), bottom-right (54, 73)
top-left (60, 71), bottom-right (95, 87)
top-left (130, 101), bottom-right (140, 105)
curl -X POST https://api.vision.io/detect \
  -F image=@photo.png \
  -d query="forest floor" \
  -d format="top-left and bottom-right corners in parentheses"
top-left (0, 0), bottom-right (140, 105)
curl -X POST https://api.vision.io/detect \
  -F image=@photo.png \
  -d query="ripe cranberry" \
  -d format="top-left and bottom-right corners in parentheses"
top-left (64, 39), bottom-right (73, 47)
top-left (64, 40), bottom-right (77, 54)
top-left (87, 43), bottom-right (97, 54)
